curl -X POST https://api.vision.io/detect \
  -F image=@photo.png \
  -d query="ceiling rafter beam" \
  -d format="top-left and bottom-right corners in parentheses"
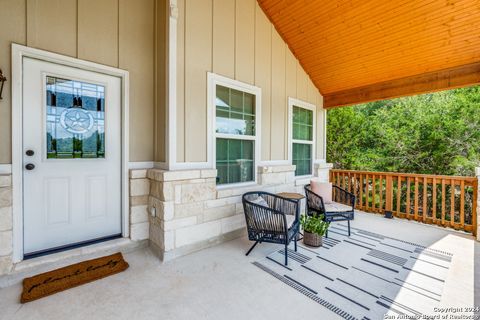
top-left (324, 62), bottom-right (480, 109)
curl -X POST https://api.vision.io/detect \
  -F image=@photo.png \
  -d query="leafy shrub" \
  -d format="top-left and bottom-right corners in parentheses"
top-left (300, 214), bottom-right (329, 236)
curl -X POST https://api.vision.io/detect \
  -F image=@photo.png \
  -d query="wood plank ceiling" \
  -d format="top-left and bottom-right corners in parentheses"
top-left (258, 0), bottom-right (480, 108)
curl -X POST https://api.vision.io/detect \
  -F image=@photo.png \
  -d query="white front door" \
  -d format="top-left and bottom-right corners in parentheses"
top-left (23, 57), bottom-right (122, 256)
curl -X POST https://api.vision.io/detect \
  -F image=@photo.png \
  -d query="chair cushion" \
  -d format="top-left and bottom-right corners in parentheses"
top-left (310, 180), bottom-right (333, 204)
top-left (286, 215), bottom-right (295, 228)
top-left (250, 196), bottom-right (269, 207)
top-left (325, 201), bottom-right (352, 212)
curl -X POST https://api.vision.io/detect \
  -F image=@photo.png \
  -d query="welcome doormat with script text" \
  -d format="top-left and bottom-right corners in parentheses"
top-left (21, 252), bottom-right (129, 303)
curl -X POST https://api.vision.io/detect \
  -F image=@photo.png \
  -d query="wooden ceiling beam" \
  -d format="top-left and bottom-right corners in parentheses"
top-left (323, 62), bottom-right (480, 109)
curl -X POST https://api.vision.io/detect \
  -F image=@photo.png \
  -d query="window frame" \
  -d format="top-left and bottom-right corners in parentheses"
top-left (208, 73), bottom-right (262, 188)
top-left (288, 97), bottom-right (316, 178)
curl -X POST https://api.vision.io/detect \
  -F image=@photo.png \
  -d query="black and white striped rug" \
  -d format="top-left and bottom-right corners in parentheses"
top-left (253, 223), bottom-right (453, 320)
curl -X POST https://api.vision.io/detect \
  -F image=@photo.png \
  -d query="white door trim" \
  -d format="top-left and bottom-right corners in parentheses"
top-left (11, 44), bottom-right (130, 263)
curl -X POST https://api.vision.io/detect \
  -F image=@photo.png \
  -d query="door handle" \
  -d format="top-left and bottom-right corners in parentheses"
top-left (25, 163), bottom-right (35, 170)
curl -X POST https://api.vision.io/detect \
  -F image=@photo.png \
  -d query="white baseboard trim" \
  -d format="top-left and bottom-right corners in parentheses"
top-left (153, 162), bottom-right (169, 170)
top-left (128, 161), bottom-right (154, 169)
top-left (259, 160), bottom-right (291, 166)
top-left (0, 164), bottom-right (12, 174)
top-left (168, 162), bottom-right (212, 171)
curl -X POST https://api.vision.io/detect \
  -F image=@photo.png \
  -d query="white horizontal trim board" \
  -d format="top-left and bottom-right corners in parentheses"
top-left (259, 160), bottom-right (290, 166)
top-left (0, 164), bottom-right (12, 174)
top-left (169, 161), bottom-right (211, 170)
top-left (129, 162), bottom-right (154, 169)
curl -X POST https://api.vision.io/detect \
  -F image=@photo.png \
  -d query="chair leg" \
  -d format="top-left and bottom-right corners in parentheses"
top-left (284, 244), bottom-right (288, 266)
top-left (347, 219), bottom-right (351, 236)
top-left (294, 235), bottom-right (297, 252)
top-left (245, 240), bottom-right (259, 256)
top-left (325, 229), bottom-right (329, 238)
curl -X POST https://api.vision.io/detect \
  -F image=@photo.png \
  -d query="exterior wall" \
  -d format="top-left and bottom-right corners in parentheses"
top-left (152, 0), bottom-right (329, 259)
top-left (0, 0), bottom-right (166, 163)
top-left (147, 163), bottom-right (332, 260)
top-left (175, 0), bottom-right (326, 163)
top-left (0, 0), bottom-right (329, 274)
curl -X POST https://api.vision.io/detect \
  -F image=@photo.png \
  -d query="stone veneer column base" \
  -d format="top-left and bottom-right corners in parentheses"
top-left (129, 169), bottom-right (151, 241)
top-left (147, 163), bottom-right (333, 261)
top-left (0, 174), bottom-right (13, 275)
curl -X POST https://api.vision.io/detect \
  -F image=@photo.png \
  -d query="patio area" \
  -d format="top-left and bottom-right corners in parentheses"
top-left (1, 211), bottom-right (478, 320)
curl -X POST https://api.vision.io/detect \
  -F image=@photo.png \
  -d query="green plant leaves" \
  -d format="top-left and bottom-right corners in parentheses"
top-left (326, 86), bottom-right (480, 176)
top-left (300, 214), bottom-right (330, 236)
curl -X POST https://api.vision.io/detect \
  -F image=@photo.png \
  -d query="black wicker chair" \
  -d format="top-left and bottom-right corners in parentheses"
top-left (304, 184), bottom-right (355, 237)
top-left (242, 191), bottom-right (300, 265)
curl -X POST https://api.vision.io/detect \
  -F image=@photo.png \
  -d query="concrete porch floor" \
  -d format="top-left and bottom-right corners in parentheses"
top-left (0, 211), bottom-right (478, 320)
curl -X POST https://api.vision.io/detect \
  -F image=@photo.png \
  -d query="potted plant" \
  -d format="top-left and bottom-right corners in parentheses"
top-left (300, 213), bottom-right (329, 247)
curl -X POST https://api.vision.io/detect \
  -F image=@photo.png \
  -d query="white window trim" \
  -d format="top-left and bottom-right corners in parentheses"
top-left (208, 73), bottom-right (262, 188)
top-left (287, 97), bottom-right (316, 178)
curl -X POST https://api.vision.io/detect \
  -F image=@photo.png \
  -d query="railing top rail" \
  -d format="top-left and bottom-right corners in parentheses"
top-left (330, 169), bottom-right (477, 182)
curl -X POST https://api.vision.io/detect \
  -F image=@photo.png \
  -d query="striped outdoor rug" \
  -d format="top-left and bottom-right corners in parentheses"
top-left (253, 223), bottom-right (453, 320)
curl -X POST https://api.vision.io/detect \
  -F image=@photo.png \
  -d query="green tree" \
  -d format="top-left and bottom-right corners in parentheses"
top-left (326, 86), bottom-right (480, 176)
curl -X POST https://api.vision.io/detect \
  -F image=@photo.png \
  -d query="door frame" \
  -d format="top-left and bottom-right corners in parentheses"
top-left (11, 44), bottom-right (130, 263)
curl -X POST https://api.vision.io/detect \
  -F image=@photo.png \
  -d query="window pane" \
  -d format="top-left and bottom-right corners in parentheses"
top-left (292, 106), bottom-right (313, 141)
top-left (230, 89), bottom-right (243, 113)
top-left (216, 138), bottom-right (254, 185)
top-left (215, 85), bottom-right (255, 136)
top-left (216, 163), bottom-right (228, 185)
top-left (46, 76), bottom-right (105, 159)
top-left (216, 138), bottom-right (228, 161)
top-left (244, 114), bottom-right (255, 136)
top-left (293, 143), bottom-right (312, 176)
top-left (216, 85), bottom-right (229, 111)
top-left (244, 93), bottom-right (254, 114)
top-left (228, 139), bottom-right (241, 160)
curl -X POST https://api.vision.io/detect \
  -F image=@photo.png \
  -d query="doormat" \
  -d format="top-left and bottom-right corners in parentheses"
top-left (21, 252), bottom-right (129, 303)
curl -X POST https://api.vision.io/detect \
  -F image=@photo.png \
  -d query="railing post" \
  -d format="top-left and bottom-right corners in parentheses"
top-left (385, 175), bottom-right (393, 213)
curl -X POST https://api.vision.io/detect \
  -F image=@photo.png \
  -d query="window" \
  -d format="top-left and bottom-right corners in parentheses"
top-left (211, 76), bottom-right (260, 186)
top-left (46, 76), bottom-right (105, 159)
top-left (289, 99), bottom-right (315, 176)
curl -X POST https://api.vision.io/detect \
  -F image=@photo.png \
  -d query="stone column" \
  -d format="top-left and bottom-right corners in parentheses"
top-left (314, 162), bottom-right (333, 182)
top-left (129, 169), bottom-right (150, 241)
top-left (0, 174), bottom-right (13, 275)
top-left (475, 168), bottom-right (480, 241)
top-left (147, 168), bottom-right (219, 261)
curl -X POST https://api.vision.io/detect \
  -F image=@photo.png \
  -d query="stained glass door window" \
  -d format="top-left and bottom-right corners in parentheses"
top-left (46, 76), bottom-right (105, 159)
